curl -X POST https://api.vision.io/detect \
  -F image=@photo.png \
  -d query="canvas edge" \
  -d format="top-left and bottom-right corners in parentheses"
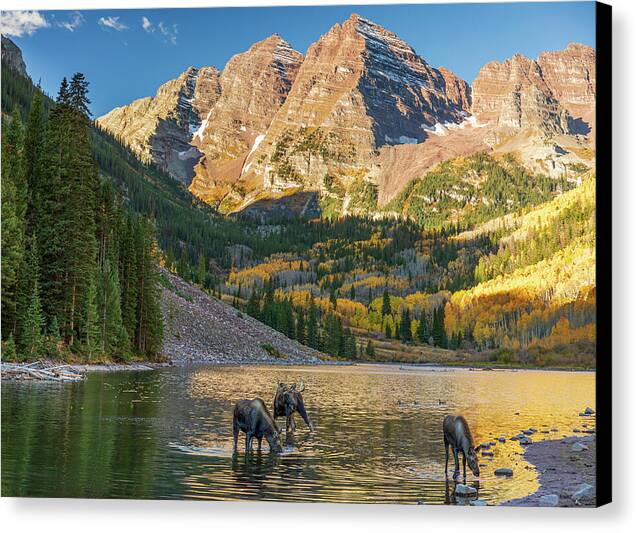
top-left (595, 0), bottom-right (612, 509)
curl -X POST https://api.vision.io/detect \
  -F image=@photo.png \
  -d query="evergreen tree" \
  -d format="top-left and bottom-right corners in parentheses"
top-left (365, 340), bottom-right (375, 359)
top-left (416, 313), bottom-right (428, 343)
top-left (381, 288), bottom-right (392, 316)
top-left (307, 297), bottom-right (318, 349)
top-left (296, 309), bottom-right (306, 344)
top-left (97, 259), bottom-right (127, 355)
top-left (1, 108), bottom-right (26, 337)
top-left (197, 254), bottom-right (206, 287)
top-left (400, 307), bottom-right (412, 342)
top-left (20, 279), bottom-right (44, 359)
top-left (134, 219), bottom-right (164, 357)
top-left (82, 273), bottom-right (100, 360)
top-left (246, 289), bottom-right (260, 318)
top-left (24, 90), bottom-right (46, 234)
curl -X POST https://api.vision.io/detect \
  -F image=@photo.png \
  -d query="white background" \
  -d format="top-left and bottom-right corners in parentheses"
top-left (1, 0), bottom-right (635, 531)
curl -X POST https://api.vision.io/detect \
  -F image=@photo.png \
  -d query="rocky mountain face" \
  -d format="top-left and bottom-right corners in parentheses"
top-left (97, 66), bottom-right (221, 184)
top-left (1, 36), bottom-right (28, 78)
top-left (188, 35), bottom-right (303, 206)
top-left (241, 14), bottom-right (472, 202)
top-left (471, 43), bottom-right (596, 179)
top-left (472, 43), bottom-right (596, 138)
top-left (97, 14), bottom-right (596, 213)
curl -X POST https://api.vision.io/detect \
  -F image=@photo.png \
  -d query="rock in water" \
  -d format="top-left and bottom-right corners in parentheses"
top-left (455, 484), bottom-right (478, 496)
top-left (494, 468), bottom-right (513, 477)
top-left (571, 442), bottom-right (589, 452)
top-left (539, 494), bottom-right (560, 507)
top-left (584, 407), bottom-right (595, 415)
top-left (470, 499), bottom-right (488, 506)
top-left (571, 483), bottom-right (594, 504)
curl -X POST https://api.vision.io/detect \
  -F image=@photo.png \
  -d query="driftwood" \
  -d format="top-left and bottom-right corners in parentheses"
top-left (1, 361), bottom-right (84, 382)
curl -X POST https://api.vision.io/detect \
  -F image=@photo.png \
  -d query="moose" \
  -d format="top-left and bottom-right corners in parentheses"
top-left (273, 381), bottom-right (314, 433)
top-left (443, 415), bottom-right (481, 482)
top-left (233, 398), bottom-right (283, 453)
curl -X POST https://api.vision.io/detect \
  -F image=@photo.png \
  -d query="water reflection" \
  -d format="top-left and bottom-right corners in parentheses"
top-left (2, 364), bottom-right (595, 504)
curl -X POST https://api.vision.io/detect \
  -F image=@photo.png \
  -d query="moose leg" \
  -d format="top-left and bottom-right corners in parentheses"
top-left (453, 448), bottom-right (460, 480)
top-left (257, 437), bottom-right (263, 452)
top-left (245, 433), bottom-right (253, 452)
top-left (296, 398), bottom-right (314, 431)
top-left (233, 420), bottom-right (239, 451)
top-left (462, 452), bottom-right (467, 483)
top-left (444, 440), bottom-right (450, 476)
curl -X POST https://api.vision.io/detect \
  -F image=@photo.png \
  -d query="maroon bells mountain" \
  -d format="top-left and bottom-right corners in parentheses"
top-left (97, 14), bottom-right (596, 214)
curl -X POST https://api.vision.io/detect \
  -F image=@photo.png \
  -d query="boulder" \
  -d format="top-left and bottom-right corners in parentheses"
top-left (539, 494), bottom-right (560, 507)
top-left (571, 483), bottom-right (594, 503)
top-left (571, 442), bottom-right (589, 452)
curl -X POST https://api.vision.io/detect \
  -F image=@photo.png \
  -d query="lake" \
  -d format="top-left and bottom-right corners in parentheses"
top-left (1, 364), bottom-right (595, 504)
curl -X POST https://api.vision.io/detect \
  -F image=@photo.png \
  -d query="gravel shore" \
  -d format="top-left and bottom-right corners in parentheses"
top-left (503, 435), bottom-right (596, 507)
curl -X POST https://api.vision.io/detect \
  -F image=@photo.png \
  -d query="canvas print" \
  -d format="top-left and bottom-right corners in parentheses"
top-left (1, 2), bottom-right (609, 506)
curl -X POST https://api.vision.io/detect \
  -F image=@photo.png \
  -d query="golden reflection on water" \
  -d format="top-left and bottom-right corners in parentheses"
top-left (177, 364), bottom-right (595, 504)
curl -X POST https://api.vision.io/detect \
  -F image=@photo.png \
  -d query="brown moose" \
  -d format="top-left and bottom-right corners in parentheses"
top-left (443, 415), bottom-right (481, 482)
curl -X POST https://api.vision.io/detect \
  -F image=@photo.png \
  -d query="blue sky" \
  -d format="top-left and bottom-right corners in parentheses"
top-left (2, 2), bottom-right (596, 117)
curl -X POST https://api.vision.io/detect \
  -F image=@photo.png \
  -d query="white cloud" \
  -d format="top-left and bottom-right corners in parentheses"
top-left (57, 11), bottom-right (84, 32)
top-left (158, 21), bottom-right (178, 45)
top-left (141, 16), bottom-right (154, 33)
top-left (98, 16), bottom-right (127, 32)
top-left (0, 10), bottom-right (49, 37)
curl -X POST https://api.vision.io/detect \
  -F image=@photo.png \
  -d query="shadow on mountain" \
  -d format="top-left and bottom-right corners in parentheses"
top-left (238, 191), bottom-right (320, 222)
top-left (568, 116), bottom-right (591, 136)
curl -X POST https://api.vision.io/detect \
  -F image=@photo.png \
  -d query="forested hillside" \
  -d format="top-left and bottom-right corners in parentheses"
top-left (221, 164), bottom-right (595, 366)
top-left (2, 74), bottom-right (163, 362)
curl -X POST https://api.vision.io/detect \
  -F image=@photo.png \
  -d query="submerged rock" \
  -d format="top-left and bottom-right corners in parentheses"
top-left (571, 442), bottom-right (589, 452)
top-left (455, 484), bottom-right (478, 496)
top-left (494, 468), bottom-right (513, 477)
top-left (470, 499), bottom-right (488, 506)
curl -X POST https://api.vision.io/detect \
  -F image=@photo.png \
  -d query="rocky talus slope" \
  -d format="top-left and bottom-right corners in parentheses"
top-left (160, 269), bottom-right (323, 364)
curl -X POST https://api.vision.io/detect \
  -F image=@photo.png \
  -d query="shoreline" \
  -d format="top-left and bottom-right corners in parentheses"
top-left (1, 358), bottom-right (595, 381)
top-left (502, 435), bottom-right (596, 507)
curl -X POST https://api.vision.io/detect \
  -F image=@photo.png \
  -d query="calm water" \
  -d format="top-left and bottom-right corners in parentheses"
top-left (1, 364), bottom-right (595, 504)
